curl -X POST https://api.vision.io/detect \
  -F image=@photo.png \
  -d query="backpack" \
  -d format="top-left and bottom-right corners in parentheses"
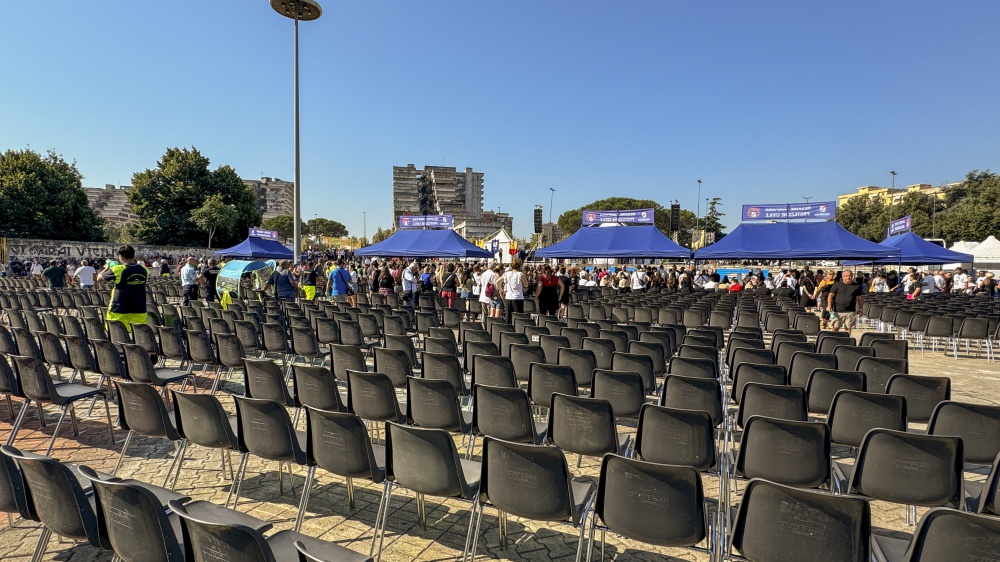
top-left (485, 278), bottom-right (496, 298)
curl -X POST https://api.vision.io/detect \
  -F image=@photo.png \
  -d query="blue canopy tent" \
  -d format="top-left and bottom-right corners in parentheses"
top-left (213, 237), bottom-right (294, 260)
top-left (843, 231), bottom-right (974, 266)
top-left (694, 222), bottom-right (900, 260)
top-left (355, 229), bottom-right (493, 258)
top-left (535, 225), bottom-right (691, 259)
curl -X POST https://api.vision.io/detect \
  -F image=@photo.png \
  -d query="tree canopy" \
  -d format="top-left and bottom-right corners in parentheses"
top-left (838, 170), bottom-right (999, 242)
top-left (129, 147), bottom-right (259, 247)
top-left (190, 194), bottom-right (239, 248)
top-left (307, 217), bottom-right (348, 238)
top-left (371, 227), bottom-right (394, 244)
top-left (555, 196), bottom-right (705, 247)
top-left (0, 149), bottom-right (105, 241)
top-left (261, 215), bottom-right (295, 241)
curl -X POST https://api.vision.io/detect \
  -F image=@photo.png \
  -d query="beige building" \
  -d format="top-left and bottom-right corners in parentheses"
top-left (243, 176), bottom-right (293, 220)
top-left (838, 183), bottom-right (953, 208)
top-left (392, 164), bottom-right (485, 225)
top-left (454, 210), bottom-right (513, 241)
top-left (84, 184), bottom-right (137, 227)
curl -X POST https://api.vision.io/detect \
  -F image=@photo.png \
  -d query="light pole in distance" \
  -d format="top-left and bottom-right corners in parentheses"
top-left (270, 0), bottom-right (322, 265)
top-left (802, 196), bottom-right (812, 222)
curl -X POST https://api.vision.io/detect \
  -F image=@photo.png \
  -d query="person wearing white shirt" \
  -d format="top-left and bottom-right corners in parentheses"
top-left (630, 269), bottom-right (647, 292)
top-left (500, 259), bottom-right (528, 322)
top-left (73, 260), bottom-right (97, 289)
top-left (31, 262), bottom-right (43, 276)
top-left (953, 268), bottom-right (969, 293)
top-left (921, 271), bottom-right (937, 294)
top-left (478, 264), bottom-right (501, 319)
top-left (402, 262), bottom-right (419, 307)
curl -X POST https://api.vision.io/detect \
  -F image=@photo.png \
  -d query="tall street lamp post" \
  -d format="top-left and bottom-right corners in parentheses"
top-left (802, 196), bottom-right (812, 222)
top-left (888, 170), bottom-right (897, 227)
top-left (271, 0), bottom-right (322, 265)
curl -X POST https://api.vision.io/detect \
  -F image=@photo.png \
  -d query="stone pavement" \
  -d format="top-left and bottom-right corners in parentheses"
top-left (0, 329), bottom-right (996, 561)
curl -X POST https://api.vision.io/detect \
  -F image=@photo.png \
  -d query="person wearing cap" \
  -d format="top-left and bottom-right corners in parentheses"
top-left (981, 272), bottom-right (997, 297)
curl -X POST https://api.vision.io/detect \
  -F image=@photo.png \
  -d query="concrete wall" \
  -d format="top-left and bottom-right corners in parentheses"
top-left (4, 238), bottom-right (211, 263)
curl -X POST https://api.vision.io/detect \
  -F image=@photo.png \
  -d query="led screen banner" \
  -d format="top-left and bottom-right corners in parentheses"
top-left (249, 228), bottom-right (279, 240)
top-left (398, 215), bottom-right (453, 229)
top-left (581, 208), bottom-right (655, 225)
top-left (888, 215), bottom-right (912, 236)
top-left (741, 201), bottom-right (837, 221)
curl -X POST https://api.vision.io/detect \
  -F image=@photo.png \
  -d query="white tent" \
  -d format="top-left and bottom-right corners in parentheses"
top-left (483, 229), bottom-right (516, 264)
top-left (970, 236), bottom-right (1000, 263)
top-left (950, 240), bottom-right (979, 254)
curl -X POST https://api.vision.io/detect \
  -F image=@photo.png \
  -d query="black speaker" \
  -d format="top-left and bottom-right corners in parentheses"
top-left (670, 203), bottom-right (681, 232)
top-left (534, 207), bottom-right (543, 233)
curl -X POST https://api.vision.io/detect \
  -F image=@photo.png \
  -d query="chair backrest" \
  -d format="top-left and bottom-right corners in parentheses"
top-left (421, 351), bottom-right (466, 395)
top-left (729, 347), bottom-right (775, 370)
top-left (827, 390), bottom-right (907, 447)
top-left (659, 375), bottom-right (724, 427)
top-left (731, 363), bottom-right (788, 404)
top-left (559, 328), bottom-right (587, 350)
top-left (10, 355), bottom-right (57, 402)
top-left (171, 391), bottom-right (238, 449)
top-left (581, 337), bottom-right (616, 370)
top-left (635, 404), bottom-right (716, 471)
top-left (0, 444), bottom-right (33, 520)
top-left (667, 356), bottom-right (718, 379)
top-left (471, 385), bottom-right (540, 444)
top-left (818, 336), bottom-right (857, 355)
top-left (463, 340), bottom-right (499, 372)
top-left (291, 365), bottom-right (345, 413)
top-left (871, 339), bottom-right (908, 360)
top-left (385, 422), bottom-right (475, 499)
top-left (885, 374), bottom-right (951, 424)
top-left (169, 499), bottom-right (277, 562)
top-left (546, 393), bottom-right (622, 457)
top-left (35, 331), bottom-right (68, 367)
top-left (594, 454), bottom-right (706, 548)
top-left (831, 345), bottom-right (875, 371)
top-left (737, 382), bottom-right (808, 428)
top-left (372, 347), bottom-right (412, 388)
top-left (185, 329), bottom-right (216, 364)
top-left (591, 370), bottom-right (646, 419)
top-left (900, 508), bottom-right (1000, 562)
top-left (538, 335), bottom-right (570, 364)
top-left (855, 356), bottom-right (908, 394)
top-left (405, 377), bottom-right (466, 433)
top-left (62, 334), bottom-right (95, 373)
top-left (79, 465), bottom-right (184, 561)
top-left (425, 336), bottom-right (459, 357)
top-left (156, 326), bottom-right (188, 361)
top-left (847, 428), bottom-right (963, 509)
top-left (481, 437), bottom-right (578, 523)
top-left (346, 371), bottom-right (404, 423)
top-left (115, 380), bottom-right (179, 439)
top-left (805, 369), bottom-right (866, 415)
top-left (736, 416), bottom-right (830, 488)
top-left (859, 332), bottom-right (895, 347)
top-left (775, 340), bottom-right (815, 369)
top-left (730, 478), bottom-right (871, 562)
top-left (330, 344), bottom-right (366, 382)
top-left (470, 354), bottom-right (516, 388)
top-left (304, 407), bottom-right (384, 483)
top-left (508, 344), bottom-right (546, 383)
top-left (233, 396), bottom-right (306, 463)
top-left (0, 445), bottom-right (101, 546)
top-left (787, 352), bottom-right (838, 388)
top-left (639, 330), bottom-right (676, 356)
top-left (527, 363), bottom-right (577, 408)
top-left (626, 339), bottom-right (666, 375)
top-left (928, 401), bottom-right (1000, 465)
top-left (242, 358), bottom-right (294, 406)
top-left (556, 347), bottom-right (597, 387)
top-left (606, 351), bottom-right (654, 393)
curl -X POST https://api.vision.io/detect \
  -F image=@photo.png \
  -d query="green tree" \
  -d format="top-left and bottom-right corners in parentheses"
top-left (104, 222), bottom-right (140, 244)
top-left (937, 170), bottom-right (1000, 242)
top-left (261, 214), bottom-right (295, 241)
top-left (700, 197), bottom-right (726, 241)
top-left (836, 195), bottom-right (889, 241)
top-left (556, 197), bottom-right (698, 246)
top-left (306, 217), bottom-right (348, 237)
top-left (0, 149), bottom-right (105, 241)
top-left (371, 227), bottom-right (394, 244)
top-left (190, 194), bottom-right (239, 248)
top-left (129, 147), bottom-right (259, 247)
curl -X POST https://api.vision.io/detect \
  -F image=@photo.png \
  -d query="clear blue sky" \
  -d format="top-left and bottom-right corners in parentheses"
top-left (2, 1), bottom-right (997, 239)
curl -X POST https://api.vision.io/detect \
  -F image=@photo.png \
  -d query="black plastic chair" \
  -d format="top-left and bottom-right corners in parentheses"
top-left (635, 404), bottom-right (717, 472)
top-left (122, 342), bottom-right (193, 399)
top-left (300, 408), bottom-right (386, 540)
top-left (736, 382), bottom-right (808, 428)
top-left (729, 478), bottom-right (870, 562)
top-left (405, 377), bottom-right (472, 437)
top-left (171, 390), bottom-right (240, 492)
top-left (609, 352), bottom-right (655, 394)
top-left (470, 354), bottom-right (517, 389)
top-left (346, 371), bottom-right (406, 429)
top-left (472, 437), bottom-right (595, 562)
top-left (658, 374), bottom-right (725, 428)
top-left (787, 351), bottom-right (838, 388)
top-left (509, 343), bottom-right (547, 383)
top-left (832, 345), bottom-right (875, 371)
top-left (546, 393), bottom-right (631, 466)
top-left (588, 454), bottom-right (714, 562)
top-left (538, 334), bottom-right (570, 364)
top-left (928, 401), bottom-right (1000, 466)
top-left (581, 337), bottom-right (616, 370)
top-left (557, 347), bottom-right (597, 388)
top-left (885, 374), bottom-right (951, 425)
top-left (291, 364), bottom-right (346, 414)
top-left (735, 415), bottom-right (831, 489)
top-left (590, 370), bottom-right (646, 419)
top-left (243, 357), bottom-right (296, 407)
top-left (8, 355), bottom-right (115, 455)
top-left (845, 428), bottom-right (963, 526)
top-left (876, 507), bottom-right (1000, 562)
top-left (775, 340), bottom-right (815, 370)
top-left (856, 356), bottom-right (908, 394)
top-left (528, 363), bottom-right (578, 409)
top-left (169, 498), bottom-right (371, 562)
top-left (376, 422), bottom-right (481, 561)
top-left (462, 340), bottom-right (499, 374)
top-left (0, 443), bottom-right (33, 527)
top-left (667, 356), bottom-right (718, 379)
top-left (730, 363), bottom-right (787, 405)
top-left (827, 390), bottom-right (908, 451)
top-left (421, 351), bottom-right (468, 396)
top-left (331, 344), bottom-right (367, 383)
top-left (469, 385), bottom-right (546, 456)
top-left (112, 380), bottom-right (184, 484)
top-left (805, 369), bottom-right (866, 415)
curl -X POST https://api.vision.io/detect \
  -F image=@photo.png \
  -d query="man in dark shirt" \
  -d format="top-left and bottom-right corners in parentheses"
top-left (827, 269), bottom-right (863, 333)
top-left (41, 261), bottom-right (68, 289)
top-left (99, 245), bottom-right (149, 331)
top-left (201, 259), bottom-right (221, 302)
top-left (301, 261), bottom-right (319, 301)
top-left (265, 260), bottom-right (298, 301)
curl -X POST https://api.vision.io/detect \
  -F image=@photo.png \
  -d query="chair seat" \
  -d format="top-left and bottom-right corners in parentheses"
top-left (153, 368), bottom-right (191, 385)
top-left (178, 499), bottom-right (272, 532)
top-left (569, 479), bottom-right (595, 525)
top-left (268, 529), bottom-right (373, 562)
top-left (459, 458), bottom-right (483, 492)
top-left (52, 383), bottom-right (106, 403)
top-left (871, 533), bottom-right (909, 562)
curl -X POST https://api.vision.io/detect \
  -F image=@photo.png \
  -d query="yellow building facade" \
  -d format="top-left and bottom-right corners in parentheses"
top-left (837, 183), bottom-right (952, 207)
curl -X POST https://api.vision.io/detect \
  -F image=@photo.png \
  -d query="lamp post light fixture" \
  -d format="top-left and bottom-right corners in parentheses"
top-left (271, 0), bottom-right (322, 265)
top-left (888, 170), bottom-right (897, 224)
top-left (548, 188), bottom-right (556, 224)
top-left (802, 196), bottom-right (813, 222)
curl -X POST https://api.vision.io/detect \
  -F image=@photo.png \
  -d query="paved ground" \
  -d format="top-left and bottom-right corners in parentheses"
top-left (0, 327), bottom-right (996, 561)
